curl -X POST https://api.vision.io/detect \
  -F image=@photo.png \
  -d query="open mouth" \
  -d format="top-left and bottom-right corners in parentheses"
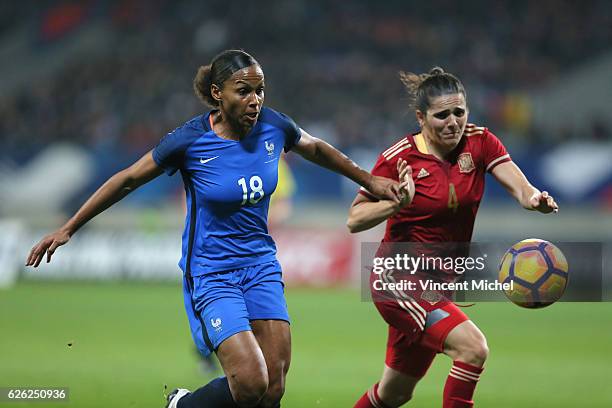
top-left (245, 112), bottom-right (259, 120)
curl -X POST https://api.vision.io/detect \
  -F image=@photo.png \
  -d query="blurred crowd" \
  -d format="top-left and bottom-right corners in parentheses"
top-left (1, 0), bottom-right (611, 162)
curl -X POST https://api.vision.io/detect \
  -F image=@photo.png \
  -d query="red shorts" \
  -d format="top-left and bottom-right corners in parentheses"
top-left (374, 299), bottom-right (469, 378)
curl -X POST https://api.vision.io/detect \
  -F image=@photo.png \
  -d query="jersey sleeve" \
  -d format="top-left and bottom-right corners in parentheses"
top-left (358, 153), bottom-right (397, 200)
top-left (152, 126), bottom-right (188, 176)
top-left (260, 107), bottom-right (301, 152)
top-left (482, 129), bottom-right (512, 172)
top-left (279, 112), bottom-right (301, 152)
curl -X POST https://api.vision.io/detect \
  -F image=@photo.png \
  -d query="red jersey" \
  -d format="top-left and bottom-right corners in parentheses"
top-left (360, 124), bottom-right (511, 243)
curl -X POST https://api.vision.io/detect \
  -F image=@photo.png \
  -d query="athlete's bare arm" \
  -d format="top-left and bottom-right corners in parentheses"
top-left (293, 129), bottom-right (400, 203)
top-left (491, 161), bottom-right (558, 213)
top-left (26, 151), bottom-right (163, 267)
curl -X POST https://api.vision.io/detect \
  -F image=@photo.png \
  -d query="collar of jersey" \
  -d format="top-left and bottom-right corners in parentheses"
top-left (411, 132), bottom-right (465, 163)
top-left (413, 133), bottom-right (429, 154)
top-left (203, 110), bottom-right (261, 142)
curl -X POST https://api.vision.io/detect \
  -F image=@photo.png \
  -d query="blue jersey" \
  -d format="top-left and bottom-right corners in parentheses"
top-left (153, 107), bottom-right (301, 276)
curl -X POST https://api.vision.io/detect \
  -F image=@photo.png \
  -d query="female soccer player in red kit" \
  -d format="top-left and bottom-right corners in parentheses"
top-left (348, 67), bottom-right (558, 408)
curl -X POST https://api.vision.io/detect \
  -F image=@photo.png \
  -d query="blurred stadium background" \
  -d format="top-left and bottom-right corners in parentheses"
top-left (0, 1), bottom-right (611, 407)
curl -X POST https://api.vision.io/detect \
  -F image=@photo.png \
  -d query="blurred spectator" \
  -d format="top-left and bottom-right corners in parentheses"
top-left (1, 0), bottom-right (610, 164)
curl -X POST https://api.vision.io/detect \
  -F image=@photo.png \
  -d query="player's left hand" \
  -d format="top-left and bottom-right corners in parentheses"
top-left (367, 175), bottom-right (401, 203)
top-left (529, 191), bottom-right (559, 214)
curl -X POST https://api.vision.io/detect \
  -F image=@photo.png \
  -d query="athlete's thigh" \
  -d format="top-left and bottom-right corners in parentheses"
top-left (216, 330), bottom-right (269, 393)
top-left (420, 302), bottom-right (470, 352)
top-left (251, 319), bottom-right (291, 380)
top-left (242, 262), bottom-right (291, 398)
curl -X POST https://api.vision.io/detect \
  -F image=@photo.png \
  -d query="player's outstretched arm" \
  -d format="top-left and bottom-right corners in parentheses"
top-left (292, 129), bottom-right (400, 202)
top-left (491, 161), bottom-right (558, 214)
top-left (347, 159), bottom-right (414, 233)
top-left (26, 151), bottom-right (164, 267)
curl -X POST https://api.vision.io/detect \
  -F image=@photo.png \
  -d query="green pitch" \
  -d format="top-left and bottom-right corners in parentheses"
top-left (0, 282), bottom-right (610, 407)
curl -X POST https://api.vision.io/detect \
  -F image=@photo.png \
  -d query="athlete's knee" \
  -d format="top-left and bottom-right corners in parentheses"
top-left (257, 381), bottom-right (285, 408)
top-left (455, 338), bottom-right (489, 366)
top-left (380, 389), bottom-right (413, 407)
top-left (445, 322), bottom-right (489, 366)
top-left (378, 376), bottom-right (419, 407)
top-left (258, 362), bottom-right (288, 408)
top-left (231, 370), bottom-right (269, 407)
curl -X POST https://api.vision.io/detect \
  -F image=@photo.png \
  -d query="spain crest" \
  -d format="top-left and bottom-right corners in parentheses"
top-left (458, 153), bottom-right (475, 173)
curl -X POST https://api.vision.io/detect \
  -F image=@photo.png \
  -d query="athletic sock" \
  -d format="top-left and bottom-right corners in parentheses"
top-left (354, 383), bottom-right (391, 408)
top-left (443, 361), bottom-right (484, 408)
top-left (178, 376), bottom-right (238, 408)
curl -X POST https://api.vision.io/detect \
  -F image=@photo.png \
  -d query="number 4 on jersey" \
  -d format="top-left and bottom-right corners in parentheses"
top-left (238, 176), bottom-right (265, 205)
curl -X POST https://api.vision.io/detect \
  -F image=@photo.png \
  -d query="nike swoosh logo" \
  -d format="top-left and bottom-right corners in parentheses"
top-left (200, 156), bottom-right (219, 164)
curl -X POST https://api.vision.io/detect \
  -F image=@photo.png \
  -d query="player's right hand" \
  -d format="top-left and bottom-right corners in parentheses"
top-left (366, 175), bottom-right (402, 203)
top-left (529, 190), bottom-right (559, 214)
top-left (26, 230), bottom-right (71, 267)
top-left (397, 158), bottom-right (415, 209)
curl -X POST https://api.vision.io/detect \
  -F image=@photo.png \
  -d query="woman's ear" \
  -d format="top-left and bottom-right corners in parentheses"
top-left (211, 83), bottom-right (222, 103)
top-left (416, 110), bottom-right (425, 127)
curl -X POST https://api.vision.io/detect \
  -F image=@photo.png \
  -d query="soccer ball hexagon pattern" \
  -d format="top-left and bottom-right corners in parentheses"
top-left (498, 239), bottom-right (569, 308)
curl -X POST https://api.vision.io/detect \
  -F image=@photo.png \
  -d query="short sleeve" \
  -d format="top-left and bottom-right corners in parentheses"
top-left (358, 153), bottom-right (396, 200)
top-left (153, 126), bottom-right (187, 176)
top-left (259, 107), bottom-right (301, 152)
top-left (483, 129), bottom-right (511, 172)
top-left (279, 112), bottom-right (301, 152)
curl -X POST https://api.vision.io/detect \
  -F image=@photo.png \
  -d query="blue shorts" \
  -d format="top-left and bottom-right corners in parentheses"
top-left (182, 260), bottom-right (290, 357)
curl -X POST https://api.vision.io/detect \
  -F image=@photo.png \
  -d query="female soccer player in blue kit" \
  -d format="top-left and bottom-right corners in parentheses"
top-left (26, 50), bottom-right (399, 408)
